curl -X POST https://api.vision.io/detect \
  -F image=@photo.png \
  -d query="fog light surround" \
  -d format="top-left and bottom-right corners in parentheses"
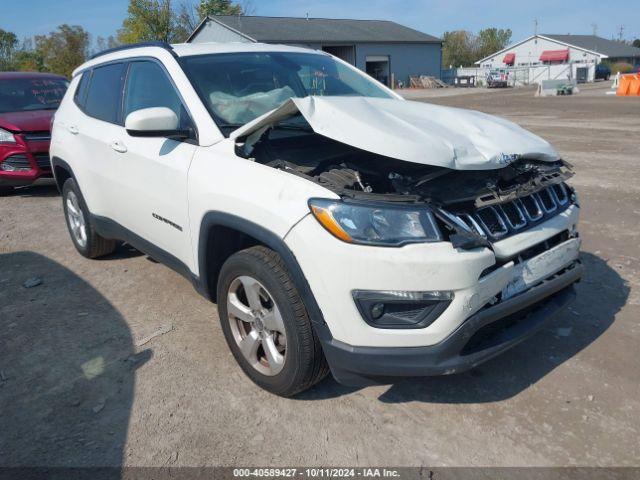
top-left (353, 290), bottom-right (453, 329)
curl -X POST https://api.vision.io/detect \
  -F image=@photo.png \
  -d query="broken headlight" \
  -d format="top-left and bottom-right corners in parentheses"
top-left (308, 198), bottom-right (442, 246)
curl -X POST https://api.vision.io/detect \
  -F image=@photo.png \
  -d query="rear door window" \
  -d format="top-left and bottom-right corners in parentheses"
top-left (84, 63), bottom-right (126, 123)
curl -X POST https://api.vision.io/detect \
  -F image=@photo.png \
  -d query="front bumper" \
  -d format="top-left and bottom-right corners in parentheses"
top-left (315, 261), bottom-right (581, 386)
top-left (284, 202), bottom-right (582, 386)
top-left (285, 205), bottom-right (581, 348)
top-left (0, 136), bottom-right (52, 187)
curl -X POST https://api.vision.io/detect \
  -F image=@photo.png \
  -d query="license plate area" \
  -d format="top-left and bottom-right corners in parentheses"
top-left (501, 238), bottom-right (580, 300)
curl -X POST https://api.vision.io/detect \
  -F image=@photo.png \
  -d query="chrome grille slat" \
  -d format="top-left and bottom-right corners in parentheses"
top-left (476, 206), bottom-right (508, 238)
top-left (536, 189), bottom-right (557, 213)
top-left (551, 183), bottom-right (569, 205)
top-left (520, 195), bottom-right (543, 221)
top-left (452, 184), bottom-right (572, 240)
top-left (499, 202), bottom-right (527, 229)
top-left (460, 214), bottom-right (486, 237)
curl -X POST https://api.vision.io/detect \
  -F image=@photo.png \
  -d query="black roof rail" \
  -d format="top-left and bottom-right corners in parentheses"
top-left (90, 41), bottom-right (176, 60)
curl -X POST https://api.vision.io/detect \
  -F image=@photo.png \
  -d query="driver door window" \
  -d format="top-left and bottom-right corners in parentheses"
top-left (124, 61), bottom-right (191, 129)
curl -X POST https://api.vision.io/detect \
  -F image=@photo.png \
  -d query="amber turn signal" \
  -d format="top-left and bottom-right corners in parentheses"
top-left (310, 205), bottom-right (353, 243)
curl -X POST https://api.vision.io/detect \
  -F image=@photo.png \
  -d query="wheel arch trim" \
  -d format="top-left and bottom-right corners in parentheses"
top-left (197, 211), bottom-right (327, 329)
top-left (50, 156), bottom-right (76, 192)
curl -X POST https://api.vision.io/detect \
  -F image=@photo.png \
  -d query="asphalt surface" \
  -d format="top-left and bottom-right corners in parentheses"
top-left (1, 82), bottom-right (639, 467)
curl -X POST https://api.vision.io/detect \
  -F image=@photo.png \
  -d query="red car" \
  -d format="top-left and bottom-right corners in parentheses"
top-left (0, 72), bottom-right (68, 195)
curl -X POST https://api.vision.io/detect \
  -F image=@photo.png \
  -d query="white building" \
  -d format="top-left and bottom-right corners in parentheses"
top-left (476, 34), bottom-right (640, 68)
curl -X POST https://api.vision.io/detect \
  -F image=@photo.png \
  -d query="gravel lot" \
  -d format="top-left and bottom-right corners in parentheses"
top-left (1, 82), bottom-right (639, 468)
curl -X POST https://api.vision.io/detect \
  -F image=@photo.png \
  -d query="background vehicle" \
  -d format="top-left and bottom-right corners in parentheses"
top-left (486, 69), bottom-right (509, 87)
top-left (51, 42), bottom-right (581, 396)
top-left (0, 72), bottom-right (68, 195)
top-left (595, 63), bottom-right (611, 81)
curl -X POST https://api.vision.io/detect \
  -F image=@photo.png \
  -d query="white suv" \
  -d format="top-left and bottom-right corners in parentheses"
top-left (51, 41), bottom-right (582, 396)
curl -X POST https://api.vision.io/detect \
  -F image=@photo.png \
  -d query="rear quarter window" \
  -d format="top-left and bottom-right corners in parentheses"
top-left (84, 63), bottom-right (126, 123)
top-left (74, 71), bottom-right (91, 109)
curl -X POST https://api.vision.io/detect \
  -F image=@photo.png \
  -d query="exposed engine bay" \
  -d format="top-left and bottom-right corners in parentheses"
top-left (235, 116), bottom-right (576, 249)
top-left (237, 123), bottom-right (574, 210)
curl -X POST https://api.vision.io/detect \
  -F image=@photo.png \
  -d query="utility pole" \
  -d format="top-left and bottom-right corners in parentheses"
top-left (618, 25), bottom-right (625, 41)
top-left (591, 23), bottom-right (597, 37)
top-left (534, 18), bottom-right (538, 36)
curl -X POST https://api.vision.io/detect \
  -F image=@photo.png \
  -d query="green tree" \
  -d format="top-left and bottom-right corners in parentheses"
top-left (6, 38), bottom-right (44, 72)
top-left (118, 0), bottom-right (249, 44)
top-left (442, 27), bottom-right (513, 68)
top-left (173, 0), bottom-right (248, 42)
top-left (477, 28), bottom-right (512, 61)
top-left (34, 25), bottom-right (89, 77)
top-left (0, 28), bottom-right (18, 70)
top-left (442, 30), bottom-right (476, 68)
top-left (633, 39), bottom-right (640, 48)
top-left (117, 0), bottom-right (174, 44)
top-left (196, 0), bottom-right (243, 18)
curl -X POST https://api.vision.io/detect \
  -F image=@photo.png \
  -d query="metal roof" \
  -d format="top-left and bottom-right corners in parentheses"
top-left (191, 15), bottom-right (441, 44)
top-left (542, 34), bottom-right (640, 58)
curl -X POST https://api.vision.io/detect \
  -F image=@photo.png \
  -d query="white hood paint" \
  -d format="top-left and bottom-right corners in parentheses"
top-left (231, 96), bottom-right (560, 170)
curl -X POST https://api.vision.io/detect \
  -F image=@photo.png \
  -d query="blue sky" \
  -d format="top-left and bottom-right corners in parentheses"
top-left (4, 0), bottom-right (640, 44)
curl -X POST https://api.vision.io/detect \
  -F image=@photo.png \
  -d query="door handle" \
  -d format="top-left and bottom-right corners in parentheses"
top-left (110, 140), bottom-right (127, 153)
top-left (67, 125), bottom-right (79, 135)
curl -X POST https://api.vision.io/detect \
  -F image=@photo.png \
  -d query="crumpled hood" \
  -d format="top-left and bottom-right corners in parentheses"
top-left (231, 96), bottom-right (560, 170)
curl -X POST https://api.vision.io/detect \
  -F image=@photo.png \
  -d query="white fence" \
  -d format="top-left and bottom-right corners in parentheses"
top-left (442, 63), bottom-right (595, 87)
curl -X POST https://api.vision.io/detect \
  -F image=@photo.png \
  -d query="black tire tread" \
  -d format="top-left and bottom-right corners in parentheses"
top-left (220, 246), bottom-right (329, 396)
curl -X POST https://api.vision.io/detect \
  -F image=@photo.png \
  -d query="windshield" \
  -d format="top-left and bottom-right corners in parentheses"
top-left (0, 77), bottom-right (68, 114)
top-left (181, 52), bottom-right (395, 133)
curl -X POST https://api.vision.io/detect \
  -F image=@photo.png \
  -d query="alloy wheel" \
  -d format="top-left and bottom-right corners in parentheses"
top-left (226, 275), bottom-right (287, 376)
top-left (66, 190), bottom-right (87, 248)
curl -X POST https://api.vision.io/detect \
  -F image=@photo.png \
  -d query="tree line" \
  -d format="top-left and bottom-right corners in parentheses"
top-left (1, 2), bottom-right (639, 77)
top-left (0, 0), bottom-right (250, 77)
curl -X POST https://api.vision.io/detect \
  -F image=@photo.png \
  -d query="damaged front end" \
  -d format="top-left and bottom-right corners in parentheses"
top-left (232, 96), bottom-right (576, 250)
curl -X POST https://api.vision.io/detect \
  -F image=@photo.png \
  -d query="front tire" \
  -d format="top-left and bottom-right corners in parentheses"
top-left (0, 186), bottom-right (14, 196)
top-left (217, 246), bottom-right (329, 396)
top-left (62, 178), bottom-right (116, 258)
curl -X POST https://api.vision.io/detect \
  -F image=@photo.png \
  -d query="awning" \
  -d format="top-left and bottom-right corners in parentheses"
top-left (503, 53), bottom-right (516, 66)
top-left (540, 49), bottom-right (569, 63)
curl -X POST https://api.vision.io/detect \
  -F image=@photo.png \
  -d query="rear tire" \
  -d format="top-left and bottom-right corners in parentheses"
top-left (62, 178), bottom-right (116, 258)
top-left (217, 246), bottom-right (329, 397)
top-left (0, 186), bottom-right (14, 196)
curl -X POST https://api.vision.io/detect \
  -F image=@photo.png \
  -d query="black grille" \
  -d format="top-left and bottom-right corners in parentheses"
top-left (2, 154), bottom-right (32, 171)
top-left (34, 153), bottom-right (51, 169)
top-left (453, 184), bottom-right (573, 240)
top-left (537, 189), bottom-right (557, 212)
top-left (476, 207), bottom-right (508, 238)
top-left (23, 131), bottom-right (51, 142)
top-left (551, 183), bottom-right (569, 204)
top-left (500, 201), bottom-right (526, 229)
top-left (520, 195), bottom-right (542, 220)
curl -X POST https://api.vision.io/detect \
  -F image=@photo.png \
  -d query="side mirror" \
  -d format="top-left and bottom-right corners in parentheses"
top-left (125, 107), bottom-right (190, 139)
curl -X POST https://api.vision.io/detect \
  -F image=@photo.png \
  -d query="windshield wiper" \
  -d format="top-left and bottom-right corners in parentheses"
top-left (272, 123), bottom-right (313, 132)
